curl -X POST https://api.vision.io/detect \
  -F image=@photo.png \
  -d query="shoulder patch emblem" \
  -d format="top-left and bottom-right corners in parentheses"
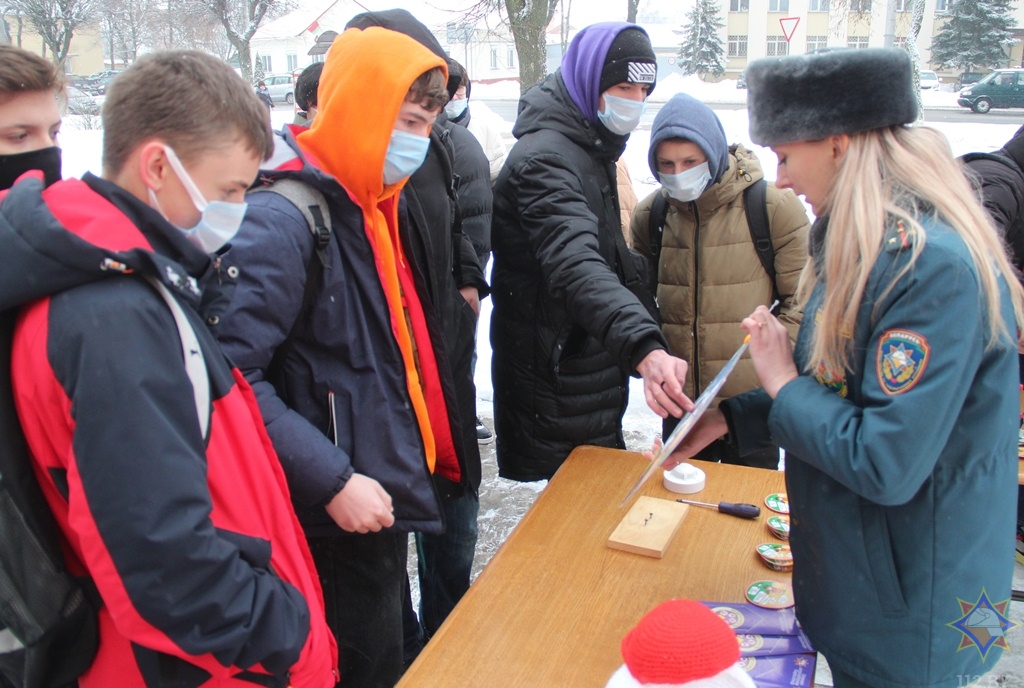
top-left (877, 329), bottom-right (930, 395)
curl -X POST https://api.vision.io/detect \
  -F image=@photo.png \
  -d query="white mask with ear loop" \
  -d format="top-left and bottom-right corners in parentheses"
top-left (660, 162), bottom-right (712, 203)
top-left (598, 94), bottom-right (646, 135)
top-left (147, 145), bottom-right (248, 254)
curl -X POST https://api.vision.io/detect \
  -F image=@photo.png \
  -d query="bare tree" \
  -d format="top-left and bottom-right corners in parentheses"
top-left (559, 0), bottom-right (571, 54)
top-left (626, 0), bottom-right (640, 23)
top-left (10, 0), bottom-right (99, 67)
top-left (906, 0), bottom-right (925, 119)
top-left (97, 0), bottom-right (151, 66)
top-left (144, 0), bottom-right (229, 56)
top-left (504, 0), bottom-right (559, 93)
top-left (193, 0), bottom-right (276, 82)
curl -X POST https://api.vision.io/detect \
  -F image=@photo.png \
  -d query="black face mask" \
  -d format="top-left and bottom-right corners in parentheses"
top-left (0, 146), bottom-right (62, 191)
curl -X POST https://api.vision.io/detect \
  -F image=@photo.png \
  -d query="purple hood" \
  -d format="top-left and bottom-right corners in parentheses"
top-left (561, 22), bottom-right (648, 125)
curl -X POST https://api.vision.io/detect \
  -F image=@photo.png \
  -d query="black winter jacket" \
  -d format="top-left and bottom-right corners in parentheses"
top-left (449, 114), bottom-right (493, 268)
top-left (490, 72), bottom-right (667, 481)
top-left (405, 120), bottom-right (484, 493)
top-left (963, 146), bottom-right (1024, 270)
top-left (215, 129), bottom-right (449, 534)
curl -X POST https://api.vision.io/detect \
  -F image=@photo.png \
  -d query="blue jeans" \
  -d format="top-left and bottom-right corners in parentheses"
top-left (402, 489), bottom-right (479, 662)
top-left (307, 531), bottom-right (407, 688)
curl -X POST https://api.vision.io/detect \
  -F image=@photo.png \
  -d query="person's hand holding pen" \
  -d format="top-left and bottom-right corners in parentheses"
top-left (741, 304), bottom-right (799, 399)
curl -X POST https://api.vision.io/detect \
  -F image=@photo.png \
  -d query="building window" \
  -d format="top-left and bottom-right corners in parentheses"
top-left (935, 0), bottom-right (947, 11)
top-left (806, 35), bottom-right (828, 51)
top-left (490, 46), bottom-right (498, 69)
top-left (729, 0), bottom-right (749, 11)
top-left (287, 53), bottom-right (298, 71)
top-left (894, 36), bottom-right (908, 50)
top-left (847, 36), bottom-right (869, 49)
top-left (728, 35), bottom-right (748, 57)
top-left (895, 0), bottom-right (910, 10)
top-left (849, 0), bottom-right (871, 12)
top-left (808, 0), bottom-right (829, 10)
top-left (767, 35), bottom-right (789, 56)
top-left (507, 46), bottom-right (516, 68)
top-left (769, 0), bottom-right (789, 11)
top-left (260, 54), bottom-right (272, 73)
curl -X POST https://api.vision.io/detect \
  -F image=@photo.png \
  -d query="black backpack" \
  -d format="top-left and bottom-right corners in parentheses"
top-left (0, 277), bottom-right (209, 688)
top-left (0, 306), bottom-right (98, 688)
top-left (647, 178), bottom-right (778, 299)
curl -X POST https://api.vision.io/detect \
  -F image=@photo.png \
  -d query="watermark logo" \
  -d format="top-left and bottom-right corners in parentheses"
top-left (948, 590), bottom-right (1017, 660)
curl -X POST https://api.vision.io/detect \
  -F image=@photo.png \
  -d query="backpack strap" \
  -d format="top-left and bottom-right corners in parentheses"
top-left (144, 277), bottom-right (211, 440)
top-left (648, 191), bottom-right (669, 283)
top-left (743, 178), bottom-right (779, 300)
top-left (248, 179), bottom-right (332, 384)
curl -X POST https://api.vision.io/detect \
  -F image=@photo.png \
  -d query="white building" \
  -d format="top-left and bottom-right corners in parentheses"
top-left (723, 0), bottom-right (1024, 79)
top-left (249, 0), bottom-right (368, 77)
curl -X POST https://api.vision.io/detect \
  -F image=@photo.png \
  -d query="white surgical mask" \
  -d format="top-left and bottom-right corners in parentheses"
top-left (597, 93), bottom-right (646, 136)
top-left (660, 162), bottom-right (712, 203)
top-left (383, 130), bottom-right (431, 185)
top-left (148, 145), bottom-right (247, 254)
top-left (445, 98), bottom-right (469, 119)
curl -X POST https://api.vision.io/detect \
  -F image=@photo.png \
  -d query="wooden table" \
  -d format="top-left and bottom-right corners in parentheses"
top-left (397, 446), bottom-right (789, 688)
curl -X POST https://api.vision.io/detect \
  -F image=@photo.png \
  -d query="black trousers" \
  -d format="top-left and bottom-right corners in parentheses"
top-left (307, 531), bottom-right (408, 688)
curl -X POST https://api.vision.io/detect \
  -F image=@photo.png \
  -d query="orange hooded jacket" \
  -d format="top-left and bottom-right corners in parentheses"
top-left (297, 27), bottom-right (458, 480)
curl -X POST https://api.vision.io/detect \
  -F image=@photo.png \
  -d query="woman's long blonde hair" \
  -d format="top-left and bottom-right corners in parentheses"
top-left (797, 124), bottom-right (1024, 376)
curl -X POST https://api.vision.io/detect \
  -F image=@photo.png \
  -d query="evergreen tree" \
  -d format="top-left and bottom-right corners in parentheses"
top-left (930, 0), bottom-right (1015, 72)
top-left (252, 52), bottom-right (265, 85)
top-left (678, 0), bottom-right (726, 80)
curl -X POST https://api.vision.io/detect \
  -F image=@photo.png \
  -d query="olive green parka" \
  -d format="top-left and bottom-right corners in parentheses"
top-left (630, 144), bottom-right (810, 404)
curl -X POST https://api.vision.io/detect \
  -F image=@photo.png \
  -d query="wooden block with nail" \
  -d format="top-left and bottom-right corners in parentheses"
top-left (607, 496), bottom-right (689, 558)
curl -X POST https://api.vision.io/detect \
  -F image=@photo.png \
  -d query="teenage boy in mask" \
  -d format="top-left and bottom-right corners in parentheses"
top-left (490, 22), bottom-right (693, 482)
top-left (213, 27), bottom-right (457, 688)
top-left (0, 45), bottom-right (63, 189)
top-left (1, 50), bottom-right (336, 688)
top-left (341, 9), bottom-right (488, 665)
top-left (629, 93), bottom-right (809, 470)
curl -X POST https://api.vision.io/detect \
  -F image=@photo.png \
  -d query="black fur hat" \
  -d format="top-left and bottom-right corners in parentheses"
top-left (746, 48), bottom-right (918, 146)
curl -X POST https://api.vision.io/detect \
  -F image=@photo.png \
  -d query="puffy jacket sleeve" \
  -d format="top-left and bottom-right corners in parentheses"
top-left (766, 185), bottom-right (811, 338)
top-left (216, 191), bottom-right (353, 507)
top-left (769, 241), bottom-right (1002, 506)
top-left (38, 283), bottom-right (309, 676)
top-left (512, 153), bottom-right (666, 372)
top-left (451, 124), bottom-right (493, 272)
top-left (965, 156), bottom-right (1024, 238)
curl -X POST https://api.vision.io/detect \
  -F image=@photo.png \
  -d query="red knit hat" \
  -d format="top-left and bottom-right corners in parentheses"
top-left (606, 599), bottom-right (755, 688)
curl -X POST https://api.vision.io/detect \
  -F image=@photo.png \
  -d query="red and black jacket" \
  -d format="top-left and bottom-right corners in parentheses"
top-left (1, 173), bottom-right (337, 688)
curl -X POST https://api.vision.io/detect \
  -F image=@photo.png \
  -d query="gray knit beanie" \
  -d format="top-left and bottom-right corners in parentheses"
top-left (746, 48), bottom-right (918, 146)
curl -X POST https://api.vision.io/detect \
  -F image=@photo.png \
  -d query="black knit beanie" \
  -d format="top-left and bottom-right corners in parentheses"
top-left (600, 28), bottom-right (657, 95)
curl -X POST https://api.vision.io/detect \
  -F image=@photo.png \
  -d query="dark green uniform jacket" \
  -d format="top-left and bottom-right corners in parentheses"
top-left (724, 215), bottom-right (1018, 687)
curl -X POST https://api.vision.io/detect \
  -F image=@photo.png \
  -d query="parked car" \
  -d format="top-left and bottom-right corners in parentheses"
top-left (75, 69), bottom-right (123, 96)
top-left (263, 74), bottom-right (295, 104)
top-left (955, 71), bottom-right (985, 90)
top-left (919, 70), bottom-right (939, 89)
top-left (958, 68), bottom-right (1024, 113)
top-left (65, 86), bottom-right (101, 116)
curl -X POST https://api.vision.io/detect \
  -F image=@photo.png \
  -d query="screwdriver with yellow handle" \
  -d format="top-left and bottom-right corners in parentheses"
top-left (675, 499), bottom-right (761, 519)
top-left (620, 300), bottom-right (780, 507)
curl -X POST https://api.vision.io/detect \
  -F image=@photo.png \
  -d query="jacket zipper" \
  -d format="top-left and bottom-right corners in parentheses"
top-left (691, 202), bottom-right (701, 395)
